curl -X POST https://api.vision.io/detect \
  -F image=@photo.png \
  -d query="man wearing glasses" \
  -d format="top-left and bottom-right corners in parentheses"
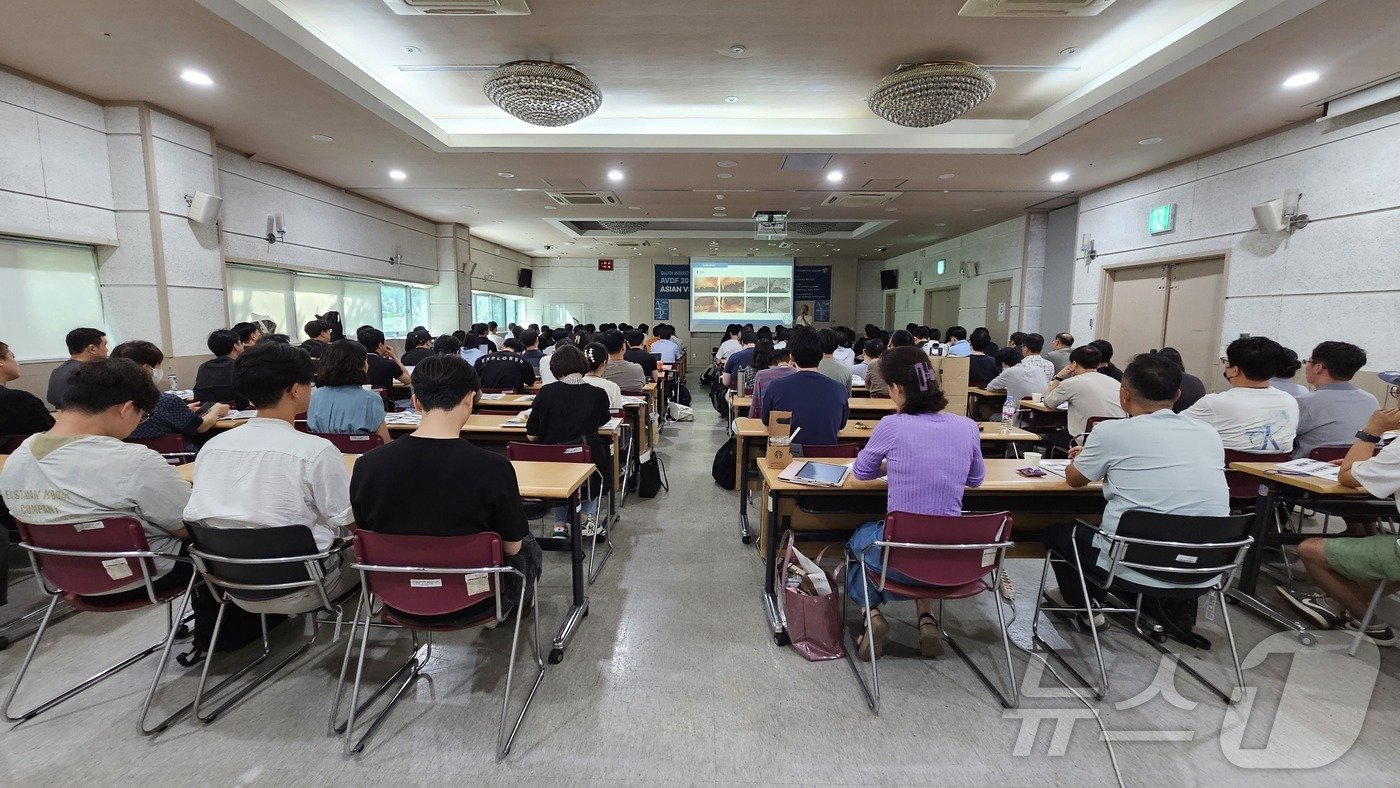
top-left (1294, 341), bottom-right (1379, 459)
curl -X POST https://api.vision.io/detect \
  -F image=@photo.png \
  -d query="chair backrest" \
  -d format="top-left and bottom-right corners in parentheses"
top-left (311, 432), bottom-right (385, 454)
top-left (16, 517), bottom-right (158, 597)
top-left (799, 443), bottom-right (861, 459)
top-left (1223, 449), bottom-right (1293, 500)
top-left (506, 441), bottom-right (592, 464)
top-left (125, 433), bottom-right (187, 455)
top-left (352, 530), bottom-right (503, 617)
top-left (294, 413), bottom-right (310, 433)
top-left (1107, 511), bottom-right (1254, 585)
top-left (373, 387), bottom-right (403, 413)
top-left (187, 522), bottom-right (323, 602)
top-left (869, 392), bottom-right (891, 399)
top-left (1084, 416), bottom-right (1123, 434)
top-left (0, 433), bottom-right (32, 454)
top-left (879, 511), bottom-right (1013, 588)
top-left (482, 388), bottom-right (517, 394)
top-left (476, 408), bottom-right (519, 416)
top-left (1309, 446), bottom-right (1349, 462)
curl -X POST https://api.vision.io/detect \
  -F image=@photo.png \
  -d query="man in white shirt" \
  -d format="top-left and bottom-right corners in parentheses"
top-left (1280, 407), bottom-right (1400, 646)
top-left (1018, 333), bottom-right (1056, 387)
top-left (1, 358), bottom-right (192, 593)
top-left (715, 324), bottom-right (743, 364)
top-left (1182, 336), bottom-right (1299, 454)
top-left (1043, 344), bottom-right (1126, 441)
top-left (486, 321), bottom-right (507, 350)
top-left (184, 342), bottom-right (358, 612)
top-left (1045, 354), bottom-right (1230, 615)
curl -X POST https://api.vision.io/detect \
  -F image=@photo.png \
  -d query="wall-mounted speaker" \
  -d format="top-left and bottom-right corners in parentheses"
top-left (517, 267), bottom-right (533, 288)
top-left (1252, 199), bottom-right (1286, 234)
top-left (879, 269), bottom-right (898, 290)
top-left (187, 192), bottom-right (222, 225)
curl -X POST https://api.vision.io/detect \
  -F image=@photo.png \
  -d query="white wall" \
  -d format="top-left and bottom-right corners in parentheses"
top-left (1040, 204), bottom-right (1078, 337)
top-left (1074, 97), bottom-right (1400, 373)
top-left (469, 238), bottom-right (532, 299)
top-left (854, 259), bottom-right (885, 328)
top-left (879, 216), bottom-right (1030, 333)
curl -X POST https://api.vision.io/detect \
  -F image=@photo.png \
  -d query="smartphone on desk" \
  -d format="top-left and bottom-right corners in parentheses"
top-left (1017, 467), bottom-right (1047, 478)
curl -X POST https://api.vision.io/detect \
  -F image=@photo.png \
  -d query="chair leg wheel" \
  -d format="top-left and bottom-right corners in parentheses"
top-left (175, 624), bottom-right (192, 639)
top-left (773, 632), bottom-right (790, 647)
top-left (741, 535), bottom-right (752, 545)
top-left (1298, 632), bottom-right (1317, 647)
top-left (548, 648), bottom-right (564, 664)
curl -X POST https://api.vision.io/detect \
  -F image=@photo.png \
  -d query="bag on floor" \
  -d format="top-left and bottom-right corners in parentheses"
top-left (712, 437), bottom-right (737, 490)
top-left (699, 367), bottom-right (717, 388)
top-left (638, 453), bottom-right (667, 498)
top-left (677, 383), bottom-right (692, 406)
top-left (667, 402), bottom-right (694, 422)
top-left (708, 384), bottom-right (729, 419)
top-left (777, 530), bottom-right (844, 661)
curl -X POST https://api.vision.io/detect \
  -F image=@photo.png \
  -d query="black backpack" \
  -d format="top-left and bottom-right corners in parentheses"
top-left (712, 437), bottom-right (737, 490)
top-left (709, 383), bottom-right (729, 419)
top-left (677, 383), bottom-right (692, 406)
top-left (638, 453), bottom-right (668, 498)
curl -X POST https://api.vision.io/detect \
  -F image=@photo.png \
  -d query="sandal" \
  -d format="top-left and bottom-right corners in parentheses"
top-left (856, 611), bottom-right (889, 662)
top-left (918, 612), bottom-right (944, 659)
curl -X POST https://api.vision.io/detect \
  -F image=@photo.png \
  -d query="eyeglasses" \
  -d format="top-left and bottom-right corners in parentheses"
top-left (1219, 356), bottom-right (1230, 366)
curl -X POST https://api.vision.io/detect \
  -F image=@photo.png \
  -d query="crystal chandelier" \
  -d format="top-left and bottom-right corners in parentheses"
top-left (484, 60), bottom-right (603, 127)
top-left (599, 221), bottom-right (649, 234)
top-left (866, 61), bottom-right (995, 128)
top-left (791, 222), bottom-right (838, 235)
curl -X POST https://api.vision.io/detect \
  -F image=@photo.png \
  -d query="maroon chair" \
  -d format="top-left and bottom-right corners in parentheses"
top-left (5, 518), bottom-right (197, 734)
top-left (842, 511), bottom-right (1018, 713)
top-left (1308, 446), bottom-right (1350, 462)
top-left (332, 531), bottom-right (543, 759)
top-left (477, 408), bottom-right (520, 416)
top-left (482, 388), bottom-right (519, 395)
top-left (372, 387), bottom-right (403, 413)
top-left (506, 441), bottom-right (612, 583)
top-left (1223, 449), bottom-right (1293, 507)
top-left (799, 444), bottom-right (862, 459)
top-left (310, 432), bottom-right (385, 454)
top-left (125, 434), bottom-right (196, 465)
top-left (294, 412), bottom-right (310, 433)
top-left (1084, 416), bottom-right (1124, 435)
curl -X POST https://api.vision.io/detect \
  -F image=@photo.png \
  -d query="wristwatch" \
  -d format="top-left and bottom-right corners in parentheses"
top-left (1356, 430), bottom-right (1383, 443)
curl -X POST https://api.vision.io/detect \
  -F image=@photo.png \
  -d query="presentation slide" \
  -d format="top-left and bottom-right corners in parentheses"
top-left (689, 258), bottom-right (794, 332)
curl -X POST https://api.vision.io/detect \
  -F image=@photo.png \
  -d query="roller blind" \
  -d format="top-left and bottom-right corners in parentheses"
top-left (0, 236), bottom-right (106, 361)
top-left (226, 264), bottom-right (432, 340)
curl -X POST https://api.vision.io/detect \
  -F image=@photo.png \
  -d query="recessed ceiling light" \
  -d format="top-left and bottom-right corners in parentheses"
top-left (715, 194), bottom-right (724, 200)
top-left (1060, 46), bottom-right (1081, 56)
top-left (628, 206), bottom-right (642, 211)
top-left (714, 205), bottom-right (725, 210)
top-left (607, 169), bottom-right (625, 182)
top-left (935, 222), bottom-right (946, 227)
top-left (717, 160), bottom-right (738, 168)
top-left (1050, 171), bottom-right (1070, 183)
top-left (905, 234), bottom-right (917, 238)
top-left (564, 241), bottom-right (575, 245)
top-left (402, 45), bottom-right (422, 54)
top-left (310, 134), bottom-right (333, 142)
top-left (971, 208), bottom-right (985, 212)
top-left (544, 206), bottom-right (557, 210)
top-left (180, 69), bottom-right (214, 87)
top-left (671, 247), bottom-right (678, 251)
top-left (1283, 71), bottom-right (1320, 88)
top-left (825, 171), bottom-right (844, 183)
top-left (1138, 137), bottom-right (1163, 145)
top-left (938, 173), bottom-right (955, 180)
top-left (497, 172), bottom-right (515, 178)
top-left (717, 173), bottom-right (733, 179)
top-left (712, 212), bottom-right (726, 217)
top-left (724, 96), bottom-right (740, 103)
top-left (729, 45), bottom-right (747, 55)
top-left (388, 169), bottom-right (407, 181)
top-left (884, 207), bottom-right (897, 212)
top-left (799, 206), bottom-right (811, 211)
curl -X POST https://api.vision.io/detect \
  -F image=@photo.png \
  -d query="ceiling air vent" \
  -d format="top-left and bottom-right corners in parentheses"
top-left (547, 191), bottom-right (619, 206)
top-left (384, 0), bottom-right (530, 15)
top-left (822, 191), bottom-right (901, 207)
top-left (958, 0), bottom-right (1116, 17)
top-left (612, 240), bottom-right (652, 248)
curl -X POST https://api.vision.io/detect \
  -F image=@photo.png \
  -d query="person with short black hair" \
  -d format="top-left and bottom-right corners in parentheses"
top-left (317, 311), bottom-right (345, 342)
top-left (1019, 333), bottom-right (1054, 385)
top-left (970, 327), bottom-right (995, 355)
top-left (1271, 346), bottom-right (1311, 399)
top-left (521, 329), bottom-right (545, 373)
top-left (623, 330), bottom-right (659, 381)
top-left (758, 327), bottom-right (848, 444)
top-left (112, 340), bottom-right (230, 443)
top-left (193, 329), bottom-right (249, 408)
top-left (716, 324), bottom-right (744, 364)
top-left (652, 325), bottom-right (682, 363)
top-left (472, 323), bottom-right (499, 353)
top-left (528, 345), bottom-right (612, 538)
top-left (853, 338), bottom-right (890, 396)
top-left (474, 336), bottom-right (537, 392)
top-left (1089, 339), bottom-right (1123, 381)
top-left (460, 332), bottom-right (487, 366)
top-left (46, 326), bottom-right (108, 409)
top-left (747, 348), bottom-right (797, 422)
top-left (400, 330), bottom-right (435, 367)
top-left (889, 330), bottom-right (915, 349)
top-left (0, 340), bottom-right (55, 437)
top-left (986, 347), bottom-right (1043, 422)
top-left (944, 326), bottom-right (971, 357)
top-left (1046, 332), bottom-right (1074, 375)
top-left (721, 330), bottom-right (759, 390)
top-left (485, 321), bottom-right (506, 350)
top-left (1, 358), bottom-right (192, 593)
top-left (1008, 331), bottom-right (1027, 350)
top-left (816, 328), bottom-right (852, 394)
top-left (1157, 347), bottom-right (1206, 413)
top-left (1044, 344), bottom-right (1125, 445)
top-left (832, 327), bottom-right (857, 368)
top-left (307, 340), bottom-right (390, 442)
top-left (1293, 341), bottom-right (1378, 458)
top-left (433, 334), bottom-right (462, 357)
top-left (968, 334), bottom-right (999, 387)
top-left (1043, 353), bottom-right (1230, 618)
top-left (232, 321), bottom-right (262, 347)
top-left (1182, 336), bottom-right (1299, 453)
top-left (357, 326), bottom-right (411, 394)
top-left (598, 329), bottom-right (647, 392)
top-left (300, 319), bottom-right (332, 360)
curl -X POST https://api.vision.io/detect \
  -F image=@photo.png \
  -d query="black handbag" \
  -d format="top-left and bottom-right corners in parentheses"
top-left (638, 453), bottom-right (667, 498)
top-left (712, 437), bottom-right (737, 490)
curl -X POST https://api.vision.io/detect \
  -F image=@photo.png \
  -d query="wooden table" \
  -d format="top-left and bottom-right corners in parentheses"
top-left (967, 387), bottom-right (1006, 418)
top-left (731, 418), bottom-right (1041, 544)
top-left (755, 458), bottom-right (1105, 646)
top-left (1226, 462), bottom-right (1383, 644)
top-left (730, 395), bottom-right (898, 423)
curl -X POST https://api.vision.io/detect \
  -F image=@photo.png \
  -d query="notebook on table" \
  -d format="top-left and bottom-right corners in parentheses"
top-left (778, 460), bottom-right (851, 488)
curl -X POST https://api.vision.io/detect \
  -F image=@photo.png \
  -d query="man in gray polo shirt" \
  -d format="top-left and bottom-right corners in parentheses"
top-left (1293, 341), bottom-right (1379, 458)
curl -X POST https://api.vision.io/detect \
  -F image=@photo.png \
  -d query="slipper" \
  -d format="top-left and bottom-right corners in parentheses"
top-left (918, 612), bottom-right (944, 659)
top-left (856, 612), bottom-right (889, 662)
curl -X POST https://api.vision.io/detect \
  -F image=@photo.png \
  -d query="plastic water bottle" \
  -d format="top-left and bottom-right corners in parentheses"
top-left (1001, 401), bottom-right (1016, 434)
top-left (167, 374), bottom-right (178, 392)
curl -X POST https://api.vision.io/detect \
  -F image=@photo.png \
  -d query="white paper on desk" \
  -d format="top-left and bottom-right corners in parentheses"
top-left (516, 394), bottom-right (535, 403)
top-left (1038, 460), bottom-right (1070, 477)
top-left (479, 392), bottom-right (507, 401)
top-left (621, 396), bottom-right (647, 406)
top-left (603, 417), bottom-right (623, 431)
top-left (852, 376), bottom-right (866, 387)
top-left (1273, 458), bottom-right (1341, 481)
top-left (225, 409), bottom-right (258, 420)
top-left (503, 409), bottom-right (531, 426)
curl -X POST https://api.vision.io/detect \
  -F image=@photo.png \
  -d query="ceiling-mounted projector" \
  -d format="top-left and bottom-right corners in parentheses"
top-left (754, 210), bottom-right (788, 240)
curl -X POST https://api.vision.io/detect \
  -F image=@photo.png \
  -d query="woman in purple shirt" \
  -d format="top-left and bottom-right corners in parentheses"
top-left (847, 346), bottom-right (986, 662)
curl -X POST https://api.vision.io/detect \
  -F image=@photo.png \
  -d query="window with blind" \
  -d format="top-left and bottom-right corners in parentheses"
top-left (225, 264), bottom-right (432, 340)
top-left (472, 291), bottom-right (521, 329)
top-left (0, 236), bottom-right (106, 361)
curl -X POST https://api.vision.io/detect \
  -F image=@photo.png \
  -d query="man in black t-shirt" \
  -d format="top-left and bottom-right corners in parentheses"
top-left (356, 326), bottom-right (411, 394)
top-left (622, 330), bottom-right (658, 382)
top-left (475, 339), bottom-right (537, 392)
top-left (350, 355), bottom-right (540, 617)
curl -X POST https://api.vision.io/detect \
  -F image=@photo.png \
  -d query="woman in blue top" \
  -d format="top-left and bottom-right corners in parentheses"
top-left (307, 340), bottom-right (389, 442)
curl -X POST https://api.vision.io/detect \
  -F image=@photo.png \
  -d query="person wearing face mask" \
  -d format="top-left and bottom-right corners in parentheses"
top-left (0, 340), bottom-right (55, 437)
top-left (1181, 336), bottom-right (1299, 454)
top-left (111, 341), bottom-right (230, 445)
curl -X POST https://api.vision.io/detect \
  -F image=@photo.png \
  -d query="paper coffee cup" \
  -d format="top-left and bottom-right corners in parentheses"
top-left (1024, 451), bottom-right (1043, 464)
top-left (1030, 393), bottom-right (1044, 403)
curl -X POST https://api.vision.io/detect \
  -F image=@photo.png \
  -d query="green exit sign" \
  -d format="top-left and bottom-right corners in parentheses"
top-left (1148, 203), bottom-right (1177, 235)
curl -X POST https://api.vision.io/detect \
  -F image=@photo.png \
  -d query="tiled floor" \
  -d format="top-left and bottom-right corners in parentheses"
top-left (3, 413), bottom-right (1399, 786)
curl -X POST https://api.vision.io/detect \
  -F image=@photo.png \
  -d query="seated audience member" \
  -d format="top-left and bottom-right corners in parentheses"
top-left (521, 329), bottom-right (546, 372)
top-left (971, 326), bottom-right (996, 355)
top-left (715, 324), bottom-right (743, 364)
top-left (758, 327), bottom-right (848, 444)
top-left (986, 347), bottom-right (1044, 421)
top-left (1279, 407), bottom-right (1400, 644)
top-left (47, 327), bottom-right (108, 409)
top-left (1018, 333), bottom-right (1055, 386)
top-left (859, 339), bottom-right (890, 396)
top-left (350, 354), bottom-right (540, 620)
top-left (846, 346), bottom-right (985, 661)
top-left (944, 326), bottom-right (971, 357)
top-left (915, 326), bottom-right (941, 356)
top-left (1089, 339), bottom-right (1123, 381)
top-left (748, 349), bottom-right (797, 422)
top-left (721, 330), bottom-right (758, 390)
top-left (0, 358), bottom-right (192, 592)
top-left (582, 342), bottom-right (623, 410)
top-left (317, 311), bottom-right (345, 342)
top-left (1043, 345), bottom-right (1126, 445)
top-left (486, 321), bottom-right (507, 350)
top-left (459, 332), bottom-right (487, 366)
top-left (112, 340), bottom-right (230, 443)
top-left (851, 345), bottom-right (870, 381)
top-left (357, 326), bottom-right (411, 393)
top-left (299, 319), bottom-right (332, 360)
top-left (193, 329), bottom-right (248, 408)
top-left (544, 329), bottom-right (569, 357)
top-left (968, 334), bottom-right (1000, 387)
top-left (472, 323), bottom-right (499, 353)
top-left (623, 330), bottom-right (659, 381)
top-left (232, 321), bottom-right (262, 347)
top-left (599, 329), bottom-right (647, 392)
top-left (0, 340), bottom-right (56, 436)
top-left (739, 341), bottom-right (776, 396)
top-left (816, 328), bottom-right (853, 395)
top-left (1045, 333), bottom-right (1074, 375)
top-left (1158, 347), bottom-right (1206, 413)
top-left (307, 340), bottom-right (390, 443)
top-left (832, 329), bottom-right (857, 367)
top-left (527, 345), bottom-right (612, 538)
top-left (772, 325), bottom-right (790, 351)
top-left (1008, 331), bottom-right (1027, 351)
top-left (400, 330), bottom-right (435, 367)
top-left (1293, 341), bottom-right (1379, 458)
top-left (1271, 346), bottom-right (1311, 399)
top-left (432, 334), bottom-right (462, 357)
top-left (184, 341), bottom-right (359, 609)
top-left (1182, 336), bottom-right (1299, 454)
top-left (475, 338), bottom-right (537, 393)
top-left (1043, 354), bottom-right (1230, 617)
top-left (888, 330), bottom-right (916, 349)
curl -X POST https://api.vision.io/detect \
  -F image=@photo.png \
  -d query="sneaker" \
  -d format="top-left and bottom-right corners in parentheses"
top-left (997, 569), bottom-right (1015, 601)
top-left (580, 516), bottom-right (601, 538)
top-left (1343, 617), bottom-right (1398, 647)
top-left (1041, 589), bottom-right (1106, 629)
top-left (1276, 587), bottom-right (1342, 629)
top-left (550, 523), bottom-right (568, 539)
